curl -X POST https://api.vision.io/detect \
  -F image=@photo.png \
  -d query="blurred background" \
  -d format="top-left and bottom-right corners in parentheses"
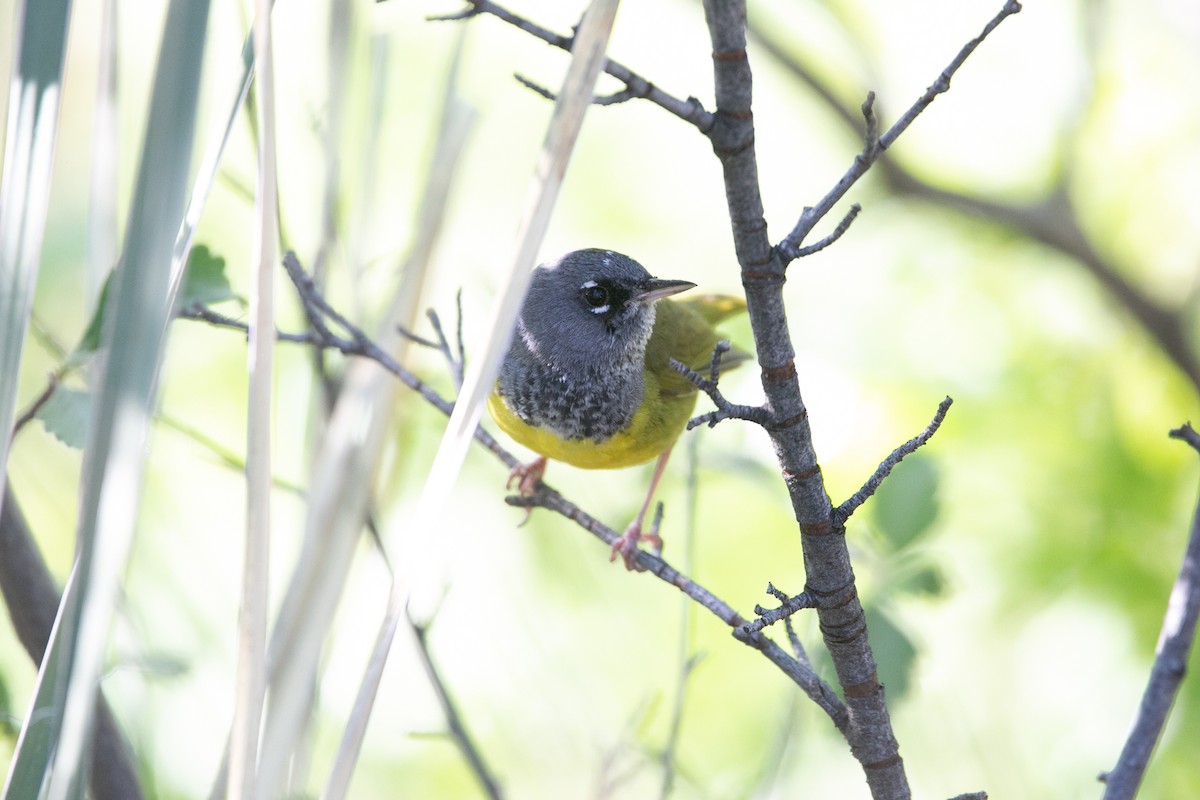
top-left (3, 0), bottom-right (1200, 797)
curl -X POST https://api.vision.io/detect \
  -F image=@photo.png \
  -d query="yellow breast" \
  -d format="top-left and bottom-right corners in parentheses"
top-left (488, 374), bottom-right (698, 470)
top-left (488, 294), bottom-right (748, 470)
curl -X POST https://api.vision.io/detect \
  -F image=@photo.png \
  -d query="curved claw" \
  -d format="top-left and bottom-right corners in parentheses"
top-left (507, 456), bottom-right (547, 496)
top-left (608, 518), bottom-right (663, 571)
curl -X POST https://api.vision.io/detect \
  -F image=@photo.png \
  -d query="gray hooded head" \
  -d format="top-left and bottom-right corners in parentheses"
top-left (498, 249), bottom-right (694, 441)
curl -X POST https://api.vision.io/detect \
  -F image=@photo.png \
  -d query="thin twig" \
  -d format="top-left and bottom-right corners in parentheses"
top-left (742, 583), bottom-right (818, 635)
top-left (835, 397), bottom-right (953, 525)
top-left (11, 373), bottom-right (62, 437)
top-left (670, 342), bottom-right (771, 430)
top-left (398, 308), bottom-right (464, 389)
top-left (428, 307), bottom-right (465, 388)
top-left (777, 0), bottom-right (1024, 261)
top-left (410, 617), bottom-right (505, 800)
top-left (752, 11), bottom-right (1200, 394)
top-left (190, 254), bottom-right (518, 469)
top-left (1101, 423), bottom-right (1200, 799)
top-left (513, 73), bottom-right (638, 107)
top-left (504, 486), bottom-right (848, 729)
top-left (794, 203), bottom-right (862, 259)
top-left (432, 0), bottom-right (713, 130)
top-left (177, 305), bottom-right (317, 346)
top-left (878, 0), bottom-right (1023, 151)
top-left (187, 254), bottom-right (847, 727)
top-left (453, 288), bottom-right (466, 374)
top-left (783, 615), bottom-right (810, 670)
top-left (513, 73), bottom-right (555, 101)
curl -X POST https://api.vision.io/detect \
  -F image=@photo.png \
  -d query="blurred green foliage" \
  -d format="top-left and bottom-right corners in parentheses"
top-left (1, 0), bottom-right (1199, 798)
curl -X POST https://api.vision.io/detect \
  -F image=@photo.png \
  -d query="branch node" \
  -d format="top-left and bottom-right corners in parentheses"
top-left (670, 343), bottom-right (769, 431)
top-left (776, 0), bottom-right (1023, 263)
top-left (791, 203), bottom-right (863, 261)
top-left (1169, 422), bottom-right (1200, 453)
top-left (743, 584), bottom-right (818, 634)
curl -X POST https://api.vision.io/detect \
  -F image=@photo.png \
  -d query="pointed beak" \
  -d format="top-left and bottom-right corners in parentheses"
top-left (636, 278), bottom-right (696, 305)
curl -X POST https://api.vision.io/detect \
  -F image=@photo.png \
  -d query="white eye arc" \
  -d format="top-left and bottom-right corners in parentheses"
top-left (580, 280), bottom-right (611, 314)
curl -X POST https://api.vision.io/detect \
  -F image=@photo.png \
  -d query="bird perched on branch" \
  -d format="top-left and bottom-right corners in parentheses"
top-left (488, 248), bottom-right (749, 567)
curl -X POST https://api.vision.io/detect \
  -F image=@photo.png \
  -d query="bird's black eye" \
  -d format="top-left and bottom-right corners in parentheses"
top-left (582, 285), bottom-right (609, 308)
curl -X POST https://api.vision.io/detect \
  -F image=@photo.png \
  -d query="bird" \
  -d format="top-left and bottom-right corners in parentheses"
top-left (487, 248), bottom-right (749, 568)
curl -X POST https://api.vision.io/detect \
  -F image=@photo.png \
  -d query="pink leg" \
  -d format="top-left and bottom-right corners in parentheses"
top-left (610, 445), bottom-right (673, 569)
top-left (507, 456), bottom-right (547, 526)
top-left (507, 456), bottom-right (547, 495)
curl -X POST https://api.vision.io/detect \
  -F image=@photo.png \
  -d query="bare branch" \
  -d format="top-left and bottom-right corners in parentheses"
top-left (835, 397), bottom-right (954, 525)
top-left (11, 372), bottom-right (61, 437)
top-left (752, 9), bottom-right (1200, 393)
top-left (794, 203), bottom-right (862, 259)
top-left (409, 616), bottom-right (504, 800)
top-left (878, 0), bottom-right (1023, 151)
top-left (504, 487), bottom-right (848, 728)
top-left (433, 0), bottom-right (713, 129)
top-left (398, 302), bottom-right (466, 389)
top-left (777, 0), bottom-right (1024, 262)
top-left (189, 253), bottom-right (519, 469)
top-left (513, 72), bottom-right (555, 102)
top-left (742, 583), bottom-right (818, 635)
top-left (1101, 423), bottom-right (1200, 798)
top-left (187, 253), bottom-right (846, 724)
top-left (514, 73), bottom-right (639, 107)
top-left (177, 304), bottom-right (317, 346)
top-left (669, 342), bottom-right (770, 430)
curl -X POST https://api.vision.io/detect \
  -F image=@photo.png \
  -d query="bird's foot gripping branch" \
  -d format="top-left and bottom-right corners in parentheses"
top-left (184, 251), bottom-right (848, 726)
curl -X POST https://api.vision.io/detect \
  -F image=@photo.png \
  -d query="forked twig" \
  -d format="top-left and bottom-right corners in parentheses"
top-left (432, 0), bottom-right (713, 130)
top-left (187, 253), bottom-right (848, 728)
top-left (743, 582), bottom-right (818, 635)
top-left (670, 342), bottom-right (770, 430)
top-left (777, 1), bottom-right (1024, 261)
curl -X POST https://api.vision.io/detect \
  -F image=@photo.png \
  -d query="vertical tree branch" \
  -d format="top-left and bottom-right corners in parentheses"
top-left (699, 1), bottom-right (907, 797)
top-left (1101, 424), bottom-right (1200, 798)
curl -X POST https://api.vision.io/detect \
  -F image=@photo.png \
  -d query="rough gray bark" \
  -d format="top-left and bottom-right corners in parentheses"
top-left (697, 1), bottom-right (908, 796)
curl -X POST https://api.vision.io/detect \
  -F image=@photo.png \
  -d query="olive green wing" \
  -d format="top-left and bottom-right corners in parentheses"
top-left (648, 294), bottom-right (752, 400)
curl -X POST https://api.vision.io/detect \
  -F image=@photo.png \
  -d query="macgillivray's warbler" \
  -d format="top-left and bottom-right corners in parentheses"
top-left (487, 248), bottom-right (749, 567)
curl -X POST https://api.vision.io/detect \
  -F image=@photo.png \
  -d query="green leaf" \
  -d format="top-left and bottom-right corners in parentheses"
top-left (897, 563), bottom-right (946, 598)
top-left (72, 273), bottom-right (113, 361)
top-left (864, 606), bottom-right (917, 702)
top-left (179, 244), bottom-right (234, 308)
top-left (70, 245), bottom-right (233, 367)
top-left (873, 454), bottom-right (939, 550)
top-left (35, 387), bottom-right (91, 450)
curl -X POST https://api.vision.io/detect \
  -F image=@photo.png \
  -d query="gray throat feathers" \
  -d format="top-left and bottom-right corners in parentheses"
top-left (500, 331), bottom-right (648, 442)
